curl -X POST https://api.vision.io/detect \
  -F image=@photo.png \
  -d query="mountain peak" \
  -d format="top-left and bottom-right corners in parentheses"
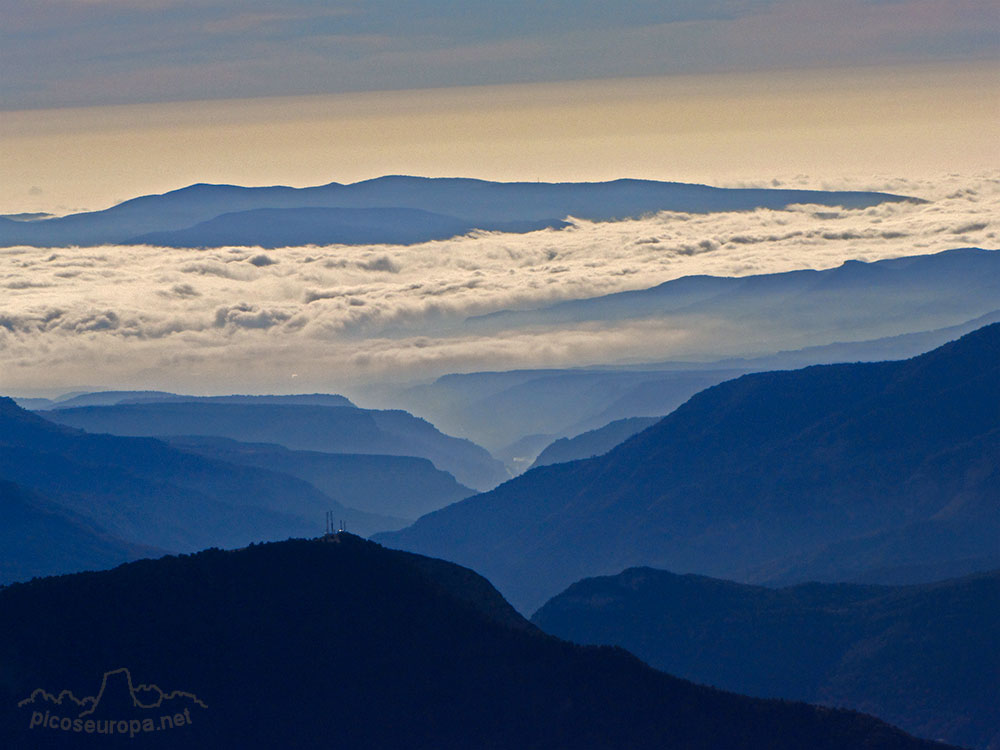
top-left (1, 537), bottom-right (953, 749)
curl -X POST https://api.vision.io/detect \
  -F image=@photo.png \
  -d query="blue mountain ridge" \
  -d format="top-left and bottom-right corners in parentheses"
top-left (376, 322), bottom-right (1000, 613)
top-left (0, 398), bottom-right (400, 565)
top-left (532, 566), bottom-right (1000, 750)
top-left (130, 207), bottom-right (567, 248)
top-left (0, 176), bottom-right (917, 247)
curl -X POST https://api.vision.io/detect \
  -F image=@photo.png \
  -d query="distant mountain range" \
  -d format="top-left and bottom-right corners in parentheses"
top-left (377, 323), bottom-right (1000, 612)
top-left (384, 249), bottom-right (1000, 452)
top-left (392, 367), bottom-right (747, 453)
top-left (0, 176), bottom-right (914, 248)
top-left (164, 436), bottom-right (474, 521)
top-left (130, 207), bottom-right (566, 248)
top-left (533, 567), bottom-right (1000, 750)
top-left (660, 306), bottom-right (1000, 373)
top-left (0, 535), bottom-right (952, 749)
top-left (0, 479), bottom-right (160, 584)
top-left (15, 390), bottom-right (476, 522)
top-left (520, 303), bottom-right (1000, 469)
top-left (39, 399), bottom-right (507, 492)
top-left (20, 391), bottom-right (356, 411)
top-left (467, 247), bottom-right (1000, 351)
top-left (530, 416), bottom-right (660, 469)
top-left (0, 398), bottom-right (400, 582)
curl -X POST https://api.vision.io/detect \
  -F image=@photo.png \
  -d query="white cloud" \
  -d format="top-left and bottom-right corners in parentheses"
top-left (1, 172), bottom-right (997, 394)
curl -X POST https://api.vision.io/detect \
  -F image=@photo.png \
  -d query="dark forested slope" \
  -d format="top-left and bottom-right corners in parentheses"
top-left (534, 567), bottom-right (1000, 750)
top-left (0, 536), bottom-right (951, 750)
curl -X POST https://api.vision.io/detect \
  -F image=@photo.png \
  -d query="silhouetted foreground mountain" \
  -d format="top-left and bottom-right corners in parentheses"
top-left (378, 323), bottom-right (1000, 612)
top-left (0, 176), bottom-right (913, 247)
top-left (0, 398), bottom-right (397, 565)
top-left (40, 401), bottom-right (507, 491)
top-left (131, 206), bottom-right (566, 247)
top-left (0, 480), bottom-right (158, 584)
top-left (533, 567), bottom-right (1000, 750)
top-left (531, 416), bottom-right (661, 469)
top-left (165, 436), bottom-right (474, 520)
top-left (0, 536), bottom-right (952, 750)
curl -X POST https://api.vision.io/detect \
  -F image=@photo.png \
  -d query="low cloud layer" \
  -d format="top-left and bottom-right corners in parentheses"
top-left (1, 172), bottom-right (997, 395)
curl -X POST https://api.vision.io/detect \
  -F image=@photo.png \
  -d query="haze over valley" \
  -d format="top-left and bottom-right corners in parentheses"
top-left (3, 173), bottom-right (997, 398)
top-left (2, 2), bottom-right (997, 747)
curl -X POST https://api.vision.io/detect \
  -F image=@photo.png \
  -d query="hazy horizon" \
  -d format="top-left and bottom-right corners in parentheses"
top-left (2, 171), bottom-right (997, 397)
top-left (2, 61), bottom-right (997, 216)
top-left (2, 2), bottom-right (998, 396)
top-left (3, 4), bottom-right (999, 748)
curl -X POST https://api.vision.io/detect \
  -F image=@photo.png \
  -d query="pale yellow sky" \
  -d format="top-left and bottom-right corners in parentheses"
top-left (2, 61), bottom-right (997, 215)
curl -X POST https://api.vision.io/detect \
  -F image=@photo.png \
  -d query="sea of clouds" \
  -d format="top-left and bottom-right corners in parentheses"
top-left (1, 173), bottom-right (996, 395)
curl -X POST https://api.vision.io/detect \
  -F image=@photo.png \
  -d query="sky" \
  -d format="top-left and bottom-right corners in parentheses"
top-left (0, 62), bottom-right (996, 216)
top-left (1, 0), bottom-right (998, 396)
top-left (3, 0), bottom-right (997, 110)
top-left (1, 1), bottom-right (997, 214)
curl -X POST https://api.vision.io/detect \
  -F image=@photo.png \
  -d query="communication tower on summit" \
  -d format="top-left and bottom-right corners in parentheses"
top-left (323, 511), bottom-right (346, 539)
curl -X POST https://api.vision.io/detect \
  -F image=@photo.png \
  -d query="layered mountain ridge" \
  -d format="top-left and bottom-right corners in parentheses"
top-left (377, 322), bottom-right (1000, 612)
top-left (39, 400), bottom-right (507, 491)
top-left (0, 397), bottom-right (398, 577)
top-left (0, 176), bottom-right (914, 247)
top-left (384, 249), bottom-right (1000, 452)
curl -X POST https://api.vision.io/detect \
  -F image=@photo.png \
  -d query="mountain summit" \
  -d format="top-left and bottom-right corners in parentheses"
top-left (0, 536), bottom-right (950, 749)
